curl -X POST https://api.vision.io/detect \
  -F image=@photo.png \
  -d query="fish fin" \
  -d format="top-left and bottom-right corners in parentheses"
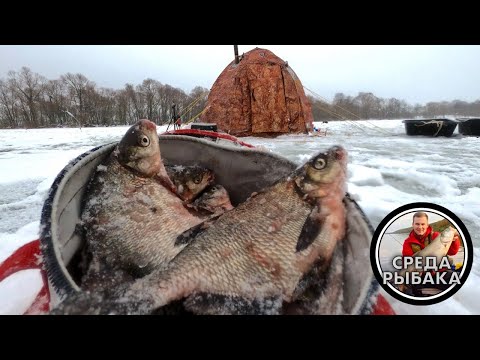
top-left (174, 223), bottom-right (207, 246)
top-left (296, 205), bottom-right (323, 252)
top-left (285, 242), bottom-right (345, 314)
top-left (174, 214), bottom-right (222, 246)
top-left (289, 258), bottom-right (329, 303)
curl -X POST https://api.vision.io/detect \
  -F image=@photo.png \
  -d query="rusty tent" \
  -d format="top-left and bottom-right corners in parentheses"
top-left (200, 47), bottom-right (314, 137)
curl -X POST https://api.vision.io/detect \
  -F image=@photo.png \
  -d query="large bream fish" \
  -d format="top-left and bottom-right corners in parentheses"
top-left (81, 119), bottom-right (204, 287)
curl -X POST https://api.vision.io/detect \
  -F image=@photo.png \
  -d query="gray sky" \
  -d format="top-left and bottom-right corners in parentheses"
top-left (1, 45), bottom-right (479, 105)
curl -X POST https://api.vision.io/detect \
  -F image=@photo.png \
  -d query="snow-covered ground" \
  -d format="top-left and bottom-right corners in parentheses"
top-left (1, 119), bottom-right (479, 314)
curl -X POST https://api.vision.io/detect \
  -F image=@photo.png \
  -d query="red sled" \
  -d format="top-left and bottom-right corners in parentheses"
top-left (0, 129), bottom-right (395, 315)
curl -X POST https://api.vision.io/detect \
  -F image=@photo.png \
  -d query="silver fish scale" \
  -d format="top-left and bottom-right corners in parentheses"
top-left (130, 178), bottom-right (345, 308)
top-left (82, 153), bottom-right (204, 277)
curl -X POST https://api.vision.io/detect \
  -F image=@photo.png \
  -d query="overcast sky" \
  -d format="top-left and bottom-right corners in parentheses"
top-left (386, 212), bottom-right (444, 233)
top-left (1, 45), bottom-right (479, 105)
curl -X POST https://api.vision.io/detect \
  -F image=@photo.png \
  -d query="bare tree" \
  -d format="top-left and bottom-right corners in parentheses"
top-left (114, 89), bottom-right (129, 125)
top-left (187, 86), bottom-right (209, 122)
top-left (138, 79), bottom-right (162, 123)
top-left (354, 92), bottom-right (382, 119)
top-left (332, 93), bottom-right (357, 119)
top-left (0, 79), bottom-right (19, 128)
top-left (124, 83), bottom-right (144, 121)
top-left (8, 67), bottom-right (46, 128)
top-left (61, 73), bottom-right (96, 127)
top-left (307, 95), bottom-right (336, 121)
top-left (471, 100), bottom-right (480, 116)
top-left (41, 79), bottom-right (68, 127)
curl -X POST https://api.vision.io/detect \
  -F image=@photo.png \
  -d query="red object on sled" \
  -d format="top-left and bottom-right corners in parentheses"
top-left (0, 239), bottom-right (396, 315)
top-left (371, 293), bottom-right (396, 315)
top-left (162, 129), bottom-right (256, 148)
top-left (0, 240), bottom-right (50, 314)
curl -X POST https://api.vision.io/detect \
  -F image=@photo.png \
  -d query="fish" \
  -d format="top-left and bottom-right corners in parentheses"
top-left (114, 119), bottom-right (174, 193)
top-left (397, 226), bottom-right (456, 293)
top-left (174, 185), bottom-right (235, 246)
top-left (188, 184), bottom-right (234, 215)
top-left (282, 240), bottom-right (346, 314)
top-left (165, 165), bottom-right (214, 203)
top-left (80, 119), bottom-right (205, 288)
top-left (62, 145), bottom-right (348, 314)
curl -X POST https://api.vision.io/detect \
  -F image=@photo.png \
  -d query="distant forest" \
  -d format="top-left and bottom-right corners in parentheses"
top-left (1, 67), bottom-right (479, 129)
top-left (0, 67), bottom-right (209, 129)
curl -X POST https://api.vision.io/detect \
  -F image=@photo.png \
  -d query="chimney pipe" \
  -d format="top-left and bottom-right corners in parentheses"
top-left (234, 45), bottom-right (239, 64)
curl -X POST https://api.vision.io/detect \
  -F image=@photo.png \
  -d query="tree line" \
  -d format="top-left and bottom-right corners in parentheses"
top-left (0, 67), bottom-right (209, 129)
top-left (1, 67), bottom-right (479, 129)
top-left (309, 92), bottom-right (480, 121)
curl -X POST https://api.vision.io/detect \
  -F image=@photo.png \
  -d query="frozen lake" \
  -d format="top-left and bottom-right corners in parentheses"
top-left (1, 119), bottom-right (479, 315)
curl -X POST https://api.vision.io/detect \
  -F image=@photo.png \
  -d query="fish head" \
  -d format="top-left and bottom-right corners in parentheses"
top-left (294, 145), bottom-right (347, 200)
top-left (117, 119), bottom-right (161, 177)
top-left (173, 166), bottom-right (215, 202)
top-left (202, 184), bottom-right (227, 201)
top-left (194, 184), bottom-right (234, 212)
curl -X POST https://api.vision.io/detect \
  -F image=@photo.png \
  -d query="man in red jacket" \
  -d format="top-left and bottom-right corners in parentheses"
top-left (401, 212), bottom-right (461, 295)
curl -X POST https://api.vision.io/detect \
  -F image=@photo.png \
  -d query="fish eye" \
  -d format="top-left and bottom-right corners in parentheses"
top-left (313, 157), bottom-right (327, 170)
top-left (140, 135), bottom-right (150, 147)
top-left (194, 176), bottom-right (202, 184)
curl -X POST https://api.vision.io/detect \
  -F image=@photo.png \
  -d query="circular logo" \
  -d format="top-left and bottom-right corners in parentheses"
top-left (370, 203), bottom-right (472, 305)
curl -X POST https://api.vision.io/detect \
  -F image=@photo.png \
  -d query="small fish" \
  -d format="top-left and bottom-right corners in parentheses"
top-left (165, 165), bottom-right (214, 203)
top-left (65, 145), bottom-right (348, 314)
top-left (81, 119), bottom-right (204, 287)
top-left (189, 184), bottom-right (234, 215)
top-left (174, 185), bottom-right (234, 246)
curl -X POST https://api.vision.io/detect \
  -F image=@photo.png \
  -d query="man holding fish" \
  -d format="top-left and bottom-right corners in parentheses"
top-left (400, 212), bottom-right (461, 295)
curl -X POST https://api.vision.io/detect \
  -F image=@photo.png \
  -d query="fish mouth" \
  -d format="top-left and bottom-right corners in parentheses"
top-left (206, 173), bottom-right (215, 183)
top-left (332, 146), bottom-right (347, 161)
top-left (182, 191), bottom-right (195, 202)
